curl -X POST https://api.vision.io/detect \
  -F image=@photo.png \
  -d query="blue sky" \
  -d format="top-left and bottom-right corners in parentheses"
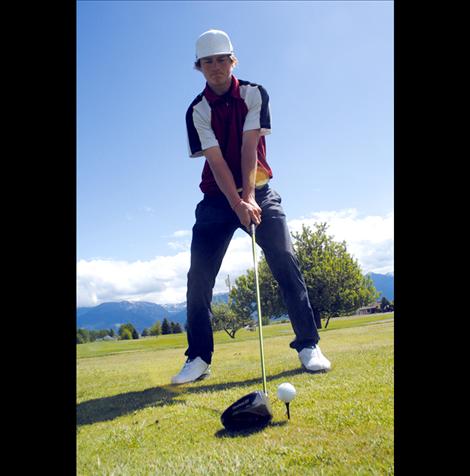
top-left (77, 1), bottom-right (393, 306)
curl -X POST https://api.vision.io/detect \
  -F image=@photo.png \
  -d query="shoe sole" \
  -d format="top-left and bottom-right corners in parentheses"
top-left (301, 365), bottom-right (331, 374)
top-left (303, 367), bottom-right (331, 374)
top-left (195, 371), bottom-right (210, 381)
top-left (171, 370), bottom-right (211, 385)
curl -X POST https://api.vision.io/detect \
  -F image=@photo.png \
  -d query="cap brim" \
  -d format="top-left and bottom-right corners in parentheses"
top-left (197, 51), bottom-right (233, 60)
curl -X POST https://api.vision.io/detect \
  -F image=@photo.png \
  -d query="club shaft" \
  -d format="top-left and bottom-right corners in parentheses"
top-left (251, 224), bottom-right (268, 395)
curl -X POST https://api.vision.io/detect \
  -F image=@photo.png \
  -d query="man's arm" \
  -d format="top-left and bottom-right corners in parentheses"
top-left (204, 146), bottom-right (261, 229)
top-left (241, 129), bottom-right (262, 217)
top-left (204, 146), bottom-right (241, 209)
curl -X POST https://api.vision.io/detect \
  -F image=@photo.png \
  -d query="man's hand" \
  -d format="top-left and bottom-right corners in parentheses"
top-left (241, 192), bottom-right (262, 224)
top-left (203, 139), bottom-right (263, 231)
top-left (233, 198), bottom-right (261, 230)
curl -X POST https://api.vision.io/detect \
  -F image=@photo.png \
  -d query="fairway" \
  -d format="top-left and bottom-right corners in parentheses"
top-left (77, 313), bottom-right (394, 475)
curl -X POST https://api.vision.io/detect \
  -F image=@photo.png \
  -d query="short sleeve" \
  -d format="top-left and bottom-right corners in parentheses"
top-left (242, 85), bottom-right (271, 136)
top-left (186, 98), bottom-right (219, 158)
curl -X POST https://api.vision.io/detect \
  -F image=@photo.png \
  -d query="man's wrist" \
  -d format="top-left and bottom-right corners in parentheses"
top-left (242, 190), bottom-right (255, 202)
top-left (231, 198), bottom-right (244, 211)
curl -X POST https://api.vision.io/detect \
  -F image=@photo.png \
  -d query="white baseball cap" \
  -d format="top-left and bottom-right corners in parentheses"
top-left (196, 29), bottom-right (234, 60)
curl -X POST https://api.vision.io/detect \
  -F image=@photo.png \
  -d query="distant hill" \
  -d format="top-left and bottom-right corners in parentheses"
top-left (368, 272), bottom-right (394, 301)
top-left (76, 275), bottom-right (393, 333)
top-left (211, 292), bottom-right (229, 304)
top-left (76, 301), bottom-right (171, 333)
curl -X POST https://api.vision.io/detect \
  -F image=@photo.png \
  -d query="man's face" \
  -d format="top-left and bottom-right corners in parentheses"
top-left (200, 54), bottom-right (233, 91)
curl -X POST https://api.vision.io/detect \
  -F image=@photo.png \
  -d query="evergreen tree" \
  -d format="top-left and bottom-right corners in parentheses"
top-left (161, 318), bottom-right (171, 335)
top-left (380, 296), bottom-right (392, 312)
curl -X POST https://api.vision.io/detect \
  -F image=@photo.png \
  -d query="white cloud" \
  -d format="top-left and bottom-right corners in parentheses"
top-left (77, 209), bottom-right (393, 307)
top-left (288, 209), bottom-right (394, 274)
top-left (213, 232), bottom-right (259, 294)
top-left (167, 229), bottom-right (192, 251)
top-left (77, 252), bottom-right (190, 307)
top-left (172, 230), bottom-right (191, 238)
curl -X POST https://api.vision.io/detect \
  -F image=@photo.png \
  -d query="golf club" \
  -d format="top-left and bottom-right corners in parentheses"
top-left (220, 223), bottom-right (273, 431)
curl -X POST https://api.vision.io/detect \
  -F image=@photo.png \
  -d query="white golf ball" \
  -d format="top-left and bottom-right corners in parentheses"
top-left (277, 382), bottom-right (297, 403)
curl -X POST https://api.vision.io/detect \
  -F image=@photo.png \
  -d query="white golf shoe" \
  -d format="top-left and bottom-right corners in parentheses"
top-left (171, 357), bottom-right (211, 384)
top-left (298, 345), bottom-right (331, 372)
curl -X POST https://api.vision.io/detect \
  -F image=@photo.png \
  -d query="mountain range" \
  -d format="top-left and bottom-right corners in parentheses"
top-left (77, 273), bottom-right (393, 332)
top-left (76, 301), bottom-right (171, 333)
top-left (367, 272), bottom-right (394, 301)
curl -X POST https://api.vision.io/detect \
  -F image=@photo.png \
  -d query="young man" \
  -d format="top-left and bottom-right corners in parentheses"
top-left (171, 29), bottom-right (331, 384)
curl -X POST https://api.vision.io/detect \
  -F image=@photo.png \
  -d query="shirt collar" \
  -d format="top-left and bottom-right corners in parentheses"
top-left (203, 75), bottom-right (241, 104)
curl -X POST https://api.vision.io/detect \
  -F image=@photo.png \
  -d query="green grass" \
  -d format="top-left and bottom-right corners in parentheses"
top-left (77, 313), bottom-right (393, 475)
top-left (77, 312), bottom-right (393, 359)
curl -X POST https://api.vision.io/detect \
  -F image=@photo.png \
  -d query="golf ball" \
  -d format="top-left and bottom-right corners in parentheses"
top-left (277, 382), bottom-right (296, 403)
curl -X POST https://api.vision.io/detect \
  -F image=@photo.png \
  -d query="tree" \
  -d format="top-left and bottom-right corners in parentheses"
top-left (230, 257), bottom-right (284, 326)
top-left (380, 297), bottom-right (393, 312)
top-left (172, 322), bottom-right (183, 333)
top-left (150, 320), bottom-right (162, 336)
top-left (77, 328), bottom-right (90, 344)
top-left (97, 329), bottom-right (108, 339)
top-left (120, 328), bottom-right (132, 340)
top-left (257, 256), bottom-right (286, 322)
top-left (142, 328), bottom-right (149, 337)
top-left (292, 223), bottom-right (379, 327)
top-left (131, 327), bottom-right (139, 339)
top-left (118, 323), bottom-right (139, 340)
top-left (161, 318), bottom-right (171, 335)
top-left (229, 271), bottom-right (256, 325)
top-left (211, 302), bottom-right (251, 338)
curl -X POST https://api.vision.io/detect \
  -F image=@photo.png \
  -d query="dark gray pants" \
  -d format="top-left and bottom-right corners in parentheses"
top-left (185, 184), bottom-right (320, 364)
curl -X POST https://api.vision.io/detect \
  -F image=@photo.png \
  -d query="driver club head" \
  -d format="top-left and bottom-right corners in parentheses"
top-left (221, 390), bottom-right (273, 431)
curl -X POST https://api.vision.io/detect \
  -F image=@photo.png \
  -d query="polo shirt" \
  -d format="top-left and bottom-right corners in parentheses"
top-left (186, 75), bottom-right (273, 196)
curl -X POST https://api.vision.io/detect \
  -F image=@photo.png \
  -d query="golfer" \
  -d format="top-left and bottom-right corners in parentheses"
top-left (172, 29), bottom-right (331, 384)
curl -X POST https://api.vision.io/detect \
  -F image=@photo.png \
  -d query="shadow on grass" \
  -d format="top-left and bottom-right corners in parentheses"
top-left (214, 421), bottom-right (287, 438)
top-left (77, 367), bottom-right (305, 427)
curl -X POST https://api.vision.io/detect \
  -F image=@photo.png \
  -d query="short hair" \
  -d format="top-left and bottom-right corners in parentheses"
top-left (194, 54), bottom-right (238, 71)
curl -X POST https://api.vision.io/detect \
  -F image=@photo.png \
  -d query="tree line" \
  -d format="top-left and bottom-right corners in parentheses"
top-left (76, 318), bottom-right (183, 344)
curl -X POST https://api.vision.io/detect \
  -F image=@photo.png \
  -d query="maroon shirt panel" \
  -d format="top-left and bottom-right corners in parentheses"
top-left (199, 76), bottom-right (273, 196)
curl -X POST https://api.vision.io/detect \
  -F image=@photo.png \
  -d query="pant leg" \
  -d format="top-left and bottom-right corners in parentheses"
top-left (251, 185), bottom-right (320, 351)
top-left (185, 196), bottom-right (238, 364)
